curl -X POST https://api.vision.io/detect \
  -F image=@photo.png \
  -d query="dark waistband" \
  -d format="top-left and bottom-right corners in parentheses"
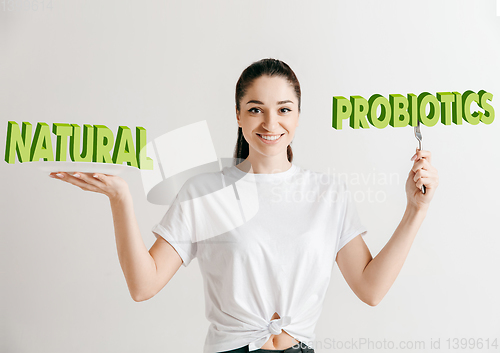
top-left (219, 341), bottom-right (314, 353)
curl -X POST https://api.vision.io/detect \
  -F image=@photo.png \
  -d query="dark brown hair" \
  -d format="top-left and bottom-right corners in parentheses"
top-left (233, 58), bottom-right (301, 164)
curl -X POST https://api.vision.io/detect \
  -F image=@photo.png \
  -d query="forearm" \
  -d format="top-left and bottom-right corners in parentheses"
top-left (362, 204), bottom-right (428, 304)
top-left (109, 192), bottom-right (157, 301)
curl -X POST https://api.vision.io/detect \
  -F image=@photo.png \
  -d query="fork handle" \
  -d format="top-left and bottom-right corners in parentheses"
top-left (417, 143), bottom-right (426, 194)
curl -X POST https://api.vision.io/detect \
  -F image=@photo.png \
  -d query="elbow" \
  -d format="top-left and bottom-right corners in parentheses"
top-left (132, 294), bottom-right (144, 302)
top-left (363, 293), bottom-right (383, 307)
top-left (131, 281), bottom-right (163, 302)
top-left (357, 283), bottom-right (386, 306)
top-left (364, 298), bottom-right (381, 307)
top-left (357, 288), bottom-right (383, 306)
top-left (131, 291), bottom-right (153, 302)
top-left (132, 295), bottom-right (144, 303)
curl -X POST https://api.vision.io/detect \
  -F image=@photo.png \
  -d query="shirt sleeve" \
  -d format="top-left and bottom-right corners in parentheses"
top-left (335, 180), bottom-right (368, 255)
top-left (151, 183), bottom-right (197, 267)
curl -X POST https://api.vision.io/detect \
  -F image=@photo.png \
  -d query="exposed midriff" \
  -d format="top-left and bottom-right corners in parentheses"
top-left (259, 312), bottom-right (300, 350)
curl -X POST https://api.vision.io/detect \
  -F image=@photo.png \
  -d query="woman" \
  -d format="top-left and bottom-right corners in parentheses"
top-left (49, 58), bottom-right (439, 353)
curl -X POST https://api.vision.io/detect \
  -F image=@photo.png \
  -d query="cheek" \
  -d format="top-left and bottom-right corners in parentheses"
top-left (285, 120), bottom-right (299, 131)
top-left (240, 119), bottom-right (259, 131)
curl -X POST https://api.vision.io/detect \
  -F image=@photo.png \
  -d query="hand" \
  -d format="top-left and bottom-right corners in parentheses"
top-left (49, 171), bottom-right (130, 202)
top-left (405, 148), bottom-right (439, 211)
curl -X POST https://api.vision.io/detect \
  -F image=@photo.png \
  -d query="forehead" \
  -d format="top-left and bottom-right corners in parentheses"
top-left (245, 75), bottom-right (296, 103)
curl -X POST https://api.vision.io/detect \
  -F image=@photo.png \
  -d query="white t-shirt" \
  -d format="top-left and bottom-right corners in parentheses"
top-left (151, 163), bottom-right (368, 353)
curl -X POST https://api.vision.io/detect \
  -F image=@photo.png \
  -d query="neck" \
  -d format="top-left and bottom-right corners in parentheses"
top-left (237, 151), bottom-right (291, 174)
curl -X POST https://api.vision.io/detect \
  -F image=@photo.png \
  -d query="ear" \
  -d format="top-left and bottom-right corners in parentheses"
top-left (236, 105), bottom-right (241, 127)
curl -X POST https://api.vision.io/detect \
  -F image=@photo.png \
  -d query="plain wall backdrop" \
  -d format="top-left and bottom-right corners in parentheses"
top-left (1, 1), bottom-right (499, 352)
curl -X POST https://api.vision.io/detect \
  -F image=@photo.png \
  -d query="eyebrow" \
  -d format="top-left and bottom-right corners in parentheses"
top-left (246, 100), bottom-right (294, 105)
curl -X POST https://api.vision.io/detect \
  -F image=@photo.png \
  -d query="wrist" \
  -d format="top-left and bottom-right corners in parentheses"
top-left (405, 202), bottom-right (429, 216)
top-left (108, 187), bottom-right (131, 205)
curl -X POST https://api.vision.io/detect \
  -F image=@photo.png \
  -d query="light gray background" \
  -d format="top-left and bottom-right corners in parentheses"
top-left (1, 1), bottom-right (499, 352)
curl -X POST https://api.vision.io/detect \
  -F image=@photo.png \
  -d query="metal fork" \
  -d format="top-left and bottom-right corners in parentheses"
top-left (414, 120), bottom-right (426, 194)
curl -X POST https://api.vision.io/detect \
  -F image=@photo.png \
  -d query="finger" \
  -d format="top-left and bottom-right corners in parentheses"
top-left (49, 171), bottom-right (73, 181)
top-left (413, 169), bottom-right (431, 183)
top-left (72, 172), bottom-right (106, 188)
top-left (411, 158), bottom-right (432, 172)
top-left (416, 148), bottom-right (432, 163)
top-left (416, 177), bottom-right (428, 189)
top-left (51, 172), bottom-right (102, 193)
top-left (408, 168), bottom-right (416, 180)
top-left (411, 149), bottom-right (432, 164)
top-left (49, 172), bottom-right (68, 179)
top-left (416, 173), bottom-right (440, 189)
top-left (92, 173), bottom-right (109, 183)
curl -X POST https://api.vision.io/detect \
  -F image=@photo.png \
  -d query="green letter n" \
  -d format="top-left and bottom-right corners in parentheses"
top-left (5, 122), bottom-right (32, 164)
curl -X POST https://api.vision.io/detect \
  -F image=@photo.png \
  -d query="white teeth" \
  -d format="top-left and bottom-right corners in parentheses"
top-left (259, 134), bottom-right (282, 141)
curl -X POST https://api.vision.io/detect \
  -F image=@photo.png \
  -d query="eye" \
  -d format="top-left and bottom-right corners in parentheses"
top-left (248, 107), bottom-right (261, 114)
top-left (280, 107), bottom-right (292, 113)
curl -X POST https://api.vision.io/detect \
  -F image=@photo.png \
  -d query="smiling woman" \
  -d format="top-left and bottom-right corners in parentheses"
top-left (233, 59), bottom-right (301, 174)
top-left (235, 74), bottom-right (299, 172)
top-left (47, 58), bottom-right (439, 353)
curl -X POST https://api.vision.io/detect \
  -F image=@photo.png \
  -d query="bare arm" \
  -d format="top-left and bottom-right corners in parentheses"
top-left (49, 171), bottom-right (183, 302)
top-left (109, 191), bottom-right (184, 301)
top-left (336, 206), bottom-right (427, 306)
top-left (336, 149), bottom-right (439, 306)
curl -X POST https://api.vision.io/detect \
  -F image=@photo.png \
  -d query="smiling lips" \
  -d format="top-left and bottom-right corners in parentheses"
top-left (256, 133), bottom-right (285, 143)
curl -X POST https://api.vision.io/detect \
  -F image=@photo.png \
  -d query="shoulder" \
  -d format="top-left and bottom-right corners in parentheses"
top-left (184, 169), bottom-right (222, 187)
top-left (293, 165), bottom-right (346, 191)
top-left (177, 169), bottom-right (225, 201)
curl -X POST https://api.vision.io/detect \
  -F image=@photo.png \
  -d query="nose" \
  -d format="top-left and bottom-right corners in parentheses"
top-left (262, 110), bottom-right (280, 132)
